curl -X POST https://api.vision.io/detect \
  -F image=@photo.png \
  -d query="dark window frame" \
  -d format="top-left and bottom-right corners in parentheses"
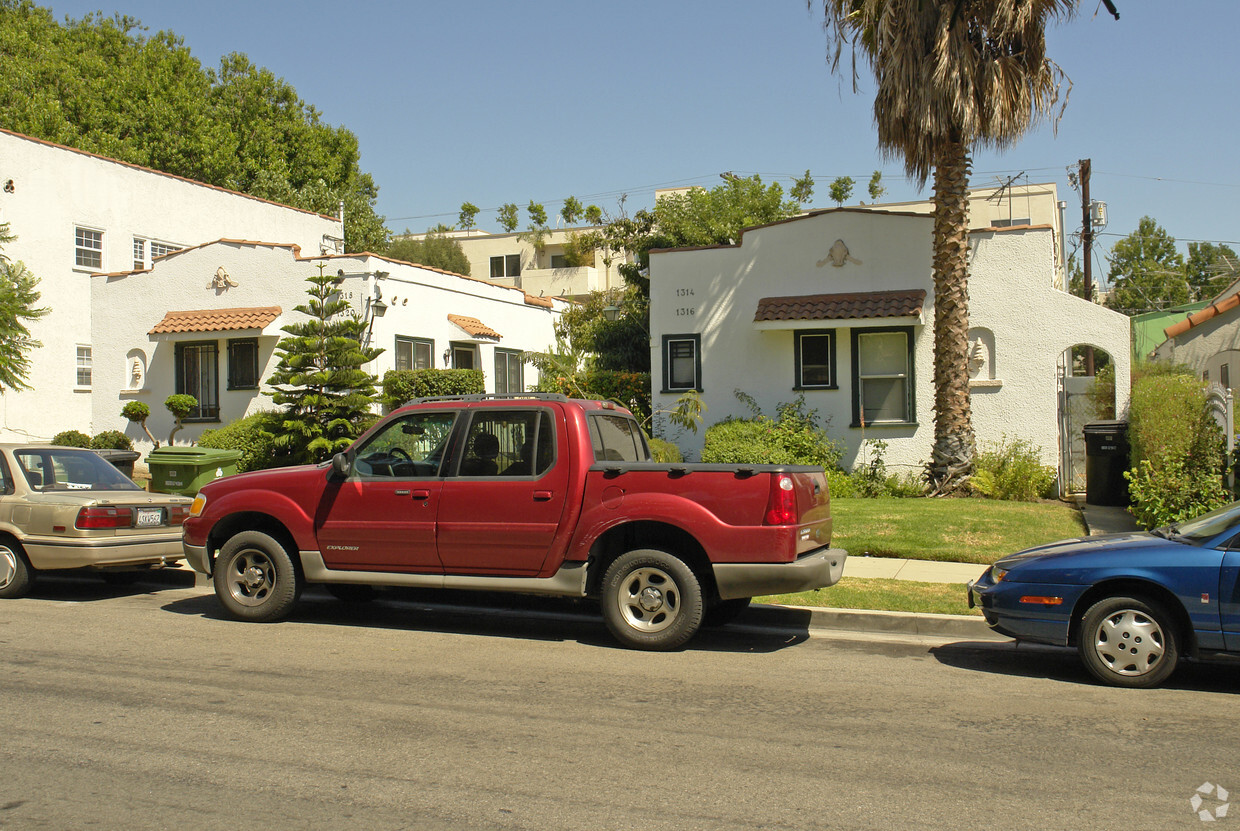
top-left (227, 338), bottom-right (259, 390)
top-left (849, 326), bottom-right (916, 428)
top-left (395, 336), bottom-right (434, 371)
top-left (494, 348), bottom-right (525, 394)
top-left (175, 340), bottom-right (221, 422)
top-left (661, 333), bottom-right (702, 393)
top-left (794, 329), bottom-right (838, 390)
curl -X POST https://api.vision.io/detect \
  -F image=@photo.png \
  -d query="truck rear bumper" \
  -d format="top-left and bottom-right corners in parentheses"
top-left (712, 547), bottom-right (847, 600)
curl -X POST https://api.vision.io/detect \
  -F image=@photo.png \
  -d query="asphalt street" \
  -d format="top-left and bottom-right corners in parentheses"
top-left (1, 572), bottom-right (1238, 830)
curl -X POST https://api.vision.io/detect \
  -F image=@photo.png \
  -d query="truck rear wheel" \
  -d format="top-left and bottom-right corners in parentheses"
top-left (601, 549), bottom-right (703, 650)
top-left (214, 531), bottom-right (300, 622)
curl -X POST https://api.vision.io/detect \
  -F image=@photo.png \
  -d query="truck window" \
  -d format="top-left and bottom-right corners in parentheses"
top-left (587, 414), bottom-right (649, 462)
top-left (458, 410), bottom-right (554, 477)
top-left (355, 411), bottom-right (457, 478)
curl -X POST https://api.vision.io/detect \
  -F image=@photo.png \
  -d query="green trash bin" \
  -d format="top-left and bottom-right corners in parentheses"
top-left (146, 446), bottom-right (243, 495)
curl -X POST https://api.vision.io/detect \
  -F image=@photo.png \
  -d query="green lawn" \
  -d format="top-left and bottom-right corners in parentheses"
top-left (828, 497), bottom-right (1086, 565)
top-left (759, 577), bottom-right (978, 616)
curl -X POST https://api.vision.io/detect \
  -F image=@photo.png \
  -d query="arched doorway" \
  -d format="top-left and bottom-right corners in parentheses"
top-left (1059, 344), bottom-right (1116, 496)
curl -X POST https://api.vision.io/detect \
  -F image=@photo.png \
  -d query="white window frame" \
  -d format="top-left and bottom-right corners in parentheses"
top-left (75, 226), bottom-right (104, 271)
top-left (851, 327), bottom-right (914, 426)
top-left (75, 345), bottom-right (93, 388)
top-left (133, 236), bottom-right (183, 270)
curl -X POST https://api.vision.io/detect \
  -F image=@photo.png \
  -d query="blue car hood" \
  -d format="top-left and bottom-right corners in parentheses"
top-left (997, 531), bottom-right (1160, 567)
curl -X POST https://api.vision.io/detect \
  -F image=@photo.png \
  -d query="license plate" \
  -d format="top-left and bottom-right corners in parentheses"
top-left (135, 507), bottom-right (164, 527)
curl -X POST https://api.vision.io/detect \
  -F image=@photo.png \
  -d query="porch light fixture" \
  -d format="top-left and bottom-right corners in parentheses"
top-left (602, 304), bottom-right (621, 321)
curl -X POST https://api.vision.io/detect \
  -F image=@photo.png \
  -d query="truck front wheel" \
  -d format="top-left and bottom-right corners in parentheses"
top-left (214, 531), bottom-right (301, 623)
top-left (601, 549), bottom-right (703, 650)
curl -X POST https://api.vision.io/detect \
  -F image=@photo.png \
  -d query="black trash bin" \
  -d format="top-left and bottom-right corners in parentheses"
top-left (93, 448), bottom-right (142, 481)
top-left (1083, 420), bottom-right (1130, 506)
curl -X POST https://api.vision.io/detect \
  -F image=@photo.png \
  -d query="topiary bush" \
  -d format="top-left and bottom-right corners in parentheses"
top-left (1125, 372), bottom-right (1229, 528)
top-left (51, 429), bottom-right (91, 447)
top-left (197, 411), bottom-right (288, 473)
top-left (383, 368), bottom-right (485, 408)
top-left (90, 430), bottom-right (134, 450)
top-left (970, 436), bottom-right (1057, 502)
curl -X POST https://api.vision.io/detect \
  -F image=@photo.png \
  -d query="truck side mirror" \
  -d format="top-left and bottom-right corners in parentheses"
top-left (328, 452), bottom-right (352, 481)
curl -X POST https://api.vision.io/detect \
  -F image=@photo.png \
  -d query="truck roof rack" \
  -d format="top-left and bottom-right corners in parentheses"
top-left (408, 392), bottom-right (571, 405)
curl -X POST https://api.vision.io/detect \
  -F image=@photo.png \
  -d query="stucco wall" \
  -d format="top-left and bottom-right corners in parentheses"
top-left (1154, 308), bottom-right (1240, 384)
top-left (0, 129), bottom-right (343, 442)
top-left (649, 209), bottom-right (1131, 481)
top-left (90, 242), bottom-right (565, 454)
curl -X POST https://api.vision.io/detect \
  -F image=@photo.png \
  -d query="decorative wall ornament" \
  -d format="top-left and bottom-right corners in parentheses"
top-left (816, 239), bottom-right (862, 268)
top-left (210, 266), bottom-right (238, 290)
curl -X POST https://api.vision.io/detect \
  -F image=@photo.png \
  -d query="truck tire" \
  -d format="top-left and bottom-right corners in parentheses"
top-left (0, 541), bottom-right (34, 599)
top-left (601, 549), bottom-right (703, 650)
top-left (214, 531), bottom-right (301, 623)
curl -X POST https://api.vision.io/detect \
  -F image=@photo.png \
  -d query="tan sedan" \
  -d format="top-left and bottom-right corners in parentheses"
top-left (0, 444), bottom-right (192, 598)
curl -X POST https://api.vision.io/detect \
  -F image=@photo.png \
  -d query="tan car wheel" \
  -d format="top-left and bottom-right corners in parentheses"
top-left (0, 542), bottom-right (34, 599)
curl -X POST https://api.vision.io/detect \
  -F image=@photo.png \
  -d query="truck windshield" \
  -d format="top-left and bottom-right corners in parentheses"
top-left (588, 413), bottom-right (650, 462)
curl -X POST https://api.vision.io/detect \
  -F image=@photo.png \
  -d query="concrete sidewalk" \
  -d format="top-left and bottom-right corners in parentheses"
top-left (840, 498), bottom-right (1140, 585)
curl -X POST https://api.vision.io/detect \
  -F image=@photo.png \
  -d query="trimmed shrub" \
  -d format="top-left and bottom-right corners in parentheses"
top-left (1125, 372), bottom-right (1228, 528)
top-left (701, 397), bottom-right (842, 468)
top-left (648, 437), bottom-right (682, 463)
top-left (198, 411), bottom-right (287, 473)
top-left (383, 368), bottom-right (485, 408)
top-left (970, 436), bottom-right (1057, 502)
top-left (90, 430), bottom-right (134, 450)
top-left (536, 369), bottom-right (652, 425)
top-left (51, 429), bottom-right (91, 447)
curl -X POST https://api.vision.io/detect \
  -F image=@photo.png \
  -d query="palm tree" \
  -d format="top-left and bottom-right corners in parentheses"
top-left (815, 0), bottom-right (1080, 493)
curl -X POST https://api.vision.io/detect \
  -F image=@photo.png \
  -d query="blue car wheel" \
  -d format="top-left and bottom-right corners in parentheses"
top-left (1077, 595), bottom-right (1180, 688)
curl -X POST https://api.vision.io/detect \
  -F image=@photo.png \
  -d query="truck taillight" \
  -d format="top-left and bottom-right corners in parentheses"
top-left (75, 506), bottom-right (134, 529)
top-left (763, 474), bottom-right (798, 526)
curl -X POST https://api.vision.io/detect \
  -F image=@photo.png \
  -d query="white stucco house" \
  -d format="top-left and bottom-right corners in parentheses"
top-left (0, 128), bottom-right (344, 443)
top-left (90, 240), bottom-right (568, 454)
top-left (1153, 282), bottom-right (1240, 390)
top-left (648, 205), bottom-right (1131, 491)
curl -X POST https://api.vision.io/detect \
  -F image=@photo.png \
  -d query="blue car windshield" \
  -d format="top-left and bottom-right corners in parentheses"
top-left (1164, 500), bottom-right (1240, 545)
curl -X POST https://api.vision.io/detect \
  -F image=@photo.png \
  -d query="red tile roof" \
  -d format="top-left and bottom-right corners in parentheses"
top-left (754, 289), bottom-right (926, 322)
top-left (447, 314), bottom-right (502, 341)
top-left (149, 306), bottom-right (282, 335)
top-left (1164, 293), bottom-right (1240, 339)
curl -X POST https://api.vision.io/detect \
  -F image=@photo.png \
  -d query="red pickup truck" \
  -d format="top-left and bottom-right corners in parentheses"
top-left (182, 395), bottom-right (845, 650)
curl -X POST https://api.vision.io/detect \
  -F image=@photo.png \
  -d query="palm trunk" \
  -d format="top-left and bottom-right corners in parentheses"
top-left (926, 140), bottom-right (975, 494)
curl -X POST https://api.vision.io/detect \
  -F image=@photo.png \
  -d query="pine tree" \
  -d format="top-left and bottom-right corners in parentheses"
top-left (266, 264), bottom-right (383, 463)
top-left (0, 222), bottom-right (49, 393)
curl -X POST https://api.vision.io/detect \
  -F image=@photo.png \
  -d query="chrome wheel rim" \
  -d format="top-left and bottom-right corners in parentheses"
top-left (1092, 608), bottom-right (1166, 677)
top-left (224, 549), bottom-right (277, 607)
top-left (0, 547), bottom-right (15, 590)
top-left (615, 566), bottom-right (680, 634)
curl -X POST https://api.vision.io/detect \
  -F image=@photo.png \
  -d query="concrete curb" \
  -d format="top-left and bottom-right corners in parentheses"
top-left (746, 603), bottom-right (1001, 640)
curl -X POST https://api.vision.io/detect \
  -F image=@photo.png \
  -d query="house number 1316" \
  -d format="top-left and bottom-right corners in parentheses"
top-left (675, 307), bottom-right (696, 316)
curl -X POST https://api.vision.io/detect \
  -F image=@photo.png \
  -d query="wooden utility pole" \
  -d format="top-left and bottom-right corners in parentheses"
top-left (1079, 158), bottom-right (1095, 376)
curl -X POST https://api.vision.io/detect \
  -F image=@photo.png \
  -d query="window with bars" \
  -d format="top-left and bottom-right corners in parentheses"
top-left (494, 349), bottom-right (525, 394)
top-left (75, 227), bottom-right (103, 269)
top-left (227, 339), bottom-right (259, 390)
top-left (175, 341), bottom-right (220, 421)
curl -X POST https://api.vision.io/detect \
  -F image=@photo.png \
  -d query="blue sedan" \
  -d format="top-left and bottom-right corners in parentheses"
top-left (968, 500), bottom-right (1240, 688)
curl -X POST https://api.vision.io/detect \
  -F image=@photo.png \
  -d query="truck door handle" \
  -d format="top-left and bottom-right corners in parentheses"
top-left (411, 489), bottom-right (431, 500)
top-left (533, 490), bottom-right (553, 502)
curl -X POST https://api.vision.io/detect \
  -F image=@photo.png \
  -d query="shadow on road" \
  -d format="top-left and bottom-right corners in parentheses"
top-left (161, 586), bottom-right (811, 654)
top-left (15, 567), bottom-right (198, 603)
top-left (931, 640), bottom-right (1240, 693)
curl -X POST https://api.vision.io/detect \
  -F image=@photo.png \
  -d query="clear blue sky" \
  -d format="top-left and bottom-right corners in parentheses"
top-left (43, 0), bottom-right (1240, 275)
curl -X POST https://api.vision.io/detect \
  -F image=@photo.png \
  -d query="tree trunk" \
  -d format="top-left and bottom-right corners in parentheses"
top-left (926, 140), bottom-right (976, 494)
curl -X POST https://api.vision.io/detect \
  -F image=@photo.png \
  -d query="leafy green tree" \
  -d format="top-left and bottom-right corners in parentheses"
top-left (458, 202), bottom-right (480, 231)
top-left (497, 203), bottom-right (520, 233)
top-left (1186, 241), bottom-right (1238, 300)
top-left (828, 176), bottom-right (855, 205)
top-left (560, 196), bottom-right (584, 226)
top-left (868, 170), bottom-right (886, 201)
top-left (386, 231), bottom-right (471, 275)
top-left (0, 222), bottom-right (48, 393)
top-left (0, 2), bottom-right (385, 252)
top-left (583, 204), bottom-right (603, 225)
top-left (817, 0), bottom-right (1085, 493)
top-left (790, 170), bottom-right (815, 205)
top-left (1105, 216), bottom-right (1188, 314)
top-left (266, 265), bottom-right (383, 462)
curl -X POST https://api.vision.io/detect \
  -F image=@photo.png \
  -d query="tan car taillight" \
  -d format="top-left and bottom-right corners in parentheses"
top-left (75, 506), bottom-right (135, 529)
